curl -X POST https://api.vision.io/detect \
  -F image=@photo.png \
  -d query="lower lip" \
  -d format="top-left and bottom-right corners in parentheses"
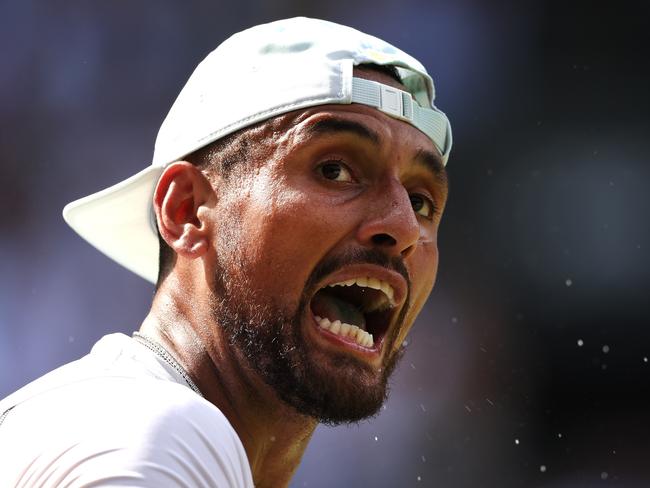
top-left (310, 314), bottom-right (383, 357)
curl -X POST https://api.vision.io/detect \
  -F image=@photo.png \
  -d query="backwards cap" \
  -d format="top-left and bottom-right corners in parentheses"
top-left (63, 17), bottom-right (452, 283)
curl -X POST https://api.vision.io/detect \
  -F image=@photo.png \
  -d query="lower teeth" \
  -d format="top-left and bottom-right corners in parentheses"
top-left (314, 316), bottom-right (374, 347)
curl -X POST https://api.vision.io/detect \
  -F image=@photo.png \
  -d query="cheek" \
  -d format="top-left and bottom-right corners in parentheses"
top-left (412, 239), bottom-right (439, 299)
top-left (393, 242), bottom-right (439, 348)
top-left (228, 183), bottom-right (344, 302)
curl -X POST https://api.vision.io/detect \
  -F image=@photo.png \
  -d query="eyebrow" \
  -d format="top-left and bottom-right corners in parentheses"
top-left (304, 118), bottom-right (380, 145)
top-left (304, 116), bottom-right (448, 184)
top-left (413, 148), bottom-right (448, 186)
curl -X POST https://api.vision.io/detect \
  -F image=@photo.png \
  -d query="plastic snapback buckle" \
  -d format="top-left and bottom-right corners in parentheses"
top-left (379, 85), bottom-right (412, 122)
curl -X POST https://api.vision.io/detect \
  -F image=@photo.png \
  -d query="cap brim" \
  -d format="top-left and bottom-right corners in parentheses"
top-left (63, 166), bottom-right (164, 284)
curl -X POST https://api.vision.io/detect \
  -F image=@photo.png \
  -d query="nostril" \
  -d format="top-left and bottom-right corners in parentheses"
top-left (371, 233), bottom-right (397, 247)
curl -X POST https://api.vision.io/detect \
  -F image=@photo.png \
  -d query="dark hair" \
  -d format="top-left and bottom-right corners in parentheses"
top-left (154, 63), bottom-right (402, 288)
top-left (362, 63), bottom-right (401, 84)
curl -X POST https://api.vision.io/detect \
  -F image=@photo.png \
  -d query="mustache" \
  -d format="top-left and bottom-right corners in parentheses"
top-left (304, 248), bottom-right (411, 298)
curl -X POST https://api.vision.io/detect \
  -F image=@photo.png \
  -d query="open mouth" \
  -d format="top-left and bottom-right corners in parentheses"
top-left (309, 277), bottom-right (397, 349)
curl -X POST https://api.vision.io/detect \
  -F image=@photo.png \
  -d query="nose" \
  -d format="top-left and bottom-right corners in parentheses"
top-left (356, 180), bottom-right (420, 259)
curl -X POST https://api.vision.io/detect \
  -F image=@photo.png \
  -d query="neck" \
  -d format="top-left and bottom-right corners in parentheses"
top-left (140, 278), bottom-right (317, 488)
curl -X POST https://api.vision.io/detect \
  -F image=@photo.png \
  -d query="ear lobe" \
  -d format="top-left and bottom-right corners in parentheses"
top-left (154, 162), bottom-right (213, 259)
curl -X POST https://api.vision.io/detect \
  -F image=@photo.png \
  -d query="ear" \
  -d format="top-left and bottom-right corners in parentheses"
top-left (154, 162), bottom-right (213, 259)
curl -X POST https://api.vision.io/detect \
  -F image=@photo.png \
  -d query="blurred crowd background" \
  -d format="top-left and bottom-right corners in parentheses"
top-left (1, 1), bottom-right (648, 486)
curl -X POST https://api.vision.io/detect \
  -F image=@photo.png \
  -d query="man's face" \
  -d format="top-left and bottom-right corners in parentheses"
top-left (205, 70), bottom-right (448, 423)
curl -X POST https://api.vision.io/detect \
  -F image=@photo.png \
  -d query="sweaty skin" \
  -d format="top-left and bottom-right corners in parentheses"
top-left (139, 67), bottom-right (449, 488)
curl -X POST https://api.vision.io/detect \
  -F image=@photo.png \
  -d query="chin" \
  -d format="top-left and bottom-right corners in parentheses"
top-left (278, 324), bottom-right (406, 425)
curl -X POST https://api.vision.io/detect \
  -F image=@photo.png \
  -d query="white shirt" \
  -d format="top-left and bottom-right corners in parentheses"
top-left (0, 334), bottom-right (254, 488)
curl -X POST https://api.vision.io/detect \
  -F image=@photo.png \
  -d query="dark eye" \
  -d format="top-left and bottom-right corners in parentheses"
top-left (318, 160), bottom-right (353, 182)
top-left (410, 194), bottom-right (435, 219)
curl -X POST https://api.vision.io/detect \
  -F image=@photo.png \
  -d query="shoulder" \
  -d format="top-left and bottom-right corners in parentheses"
top-left (1, 377), bottom-right (253, 487)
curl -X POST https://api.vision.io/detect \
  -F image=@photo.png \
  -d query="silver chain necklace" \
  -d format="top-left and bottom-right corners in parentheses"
top-left (132, 332), bottom-right (204, 398)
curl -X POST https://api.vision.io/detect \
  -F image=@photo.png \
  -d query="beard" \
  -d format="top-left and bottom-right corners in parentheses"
top-left (210, 242), bottom-right (411, 425)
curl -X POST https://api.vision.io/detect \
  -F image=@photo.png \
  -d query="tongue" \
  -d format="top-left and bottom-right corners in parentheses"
top-left (311, 290), bottom-right (366, 329)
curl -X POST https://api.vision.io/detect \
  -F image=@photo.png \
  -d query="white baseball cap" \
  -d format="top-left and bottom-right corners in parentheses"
top-left (63, 17), bottom-right (452, 284)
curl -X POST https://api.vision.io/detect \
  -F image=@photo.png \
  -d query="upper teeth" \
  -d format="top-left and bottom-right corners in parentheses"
top-left (327, 277), bottom-right (396, 306)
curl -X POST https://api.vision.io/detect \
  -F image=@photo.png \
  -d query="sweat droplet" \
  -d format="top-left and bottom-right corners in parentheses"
top-left (577, 339), bottom-right (584, 347)
top-left (540, 465), bottom-right (547, 473)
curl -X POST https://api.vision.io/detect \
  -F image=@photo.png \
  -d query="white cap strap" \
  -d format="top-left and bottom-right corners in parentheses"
top-left (351, 77), bottom-right (451, 162)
